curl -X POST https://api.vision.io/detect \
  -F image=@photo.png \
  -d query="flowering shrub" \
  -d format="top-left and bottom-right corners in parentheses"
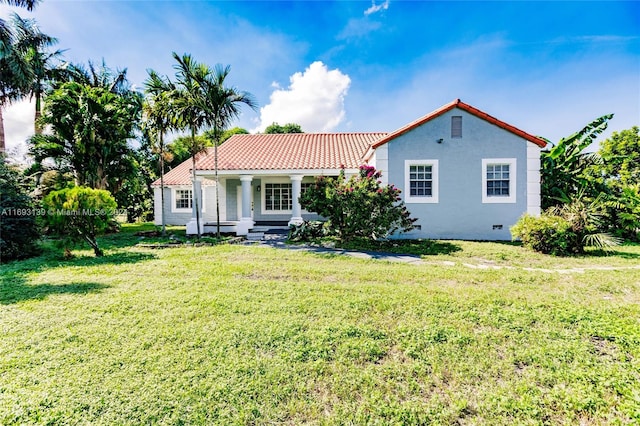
top-left (298, 165), bottom-right (416, 241)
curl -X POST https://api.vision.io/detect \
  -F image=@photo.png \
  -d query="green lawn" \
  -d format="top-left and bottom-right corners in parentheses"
top-left (2, 225), bottom-right (639, 424)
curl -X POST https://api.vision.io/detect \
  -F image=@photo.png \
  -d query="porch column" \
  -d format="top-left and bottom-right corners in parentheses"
top-left (237, 175), bottom-right (255, 236)
top-left (186, 178), bottom-right (203, 235)
top-left (288, 175), bottom-right (304, 226)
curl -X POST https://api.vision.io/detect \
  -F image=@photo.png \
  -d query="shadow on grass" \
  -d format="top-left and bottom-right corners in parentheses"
top-left (0, 281), bottom-right (110, 305)
top-left (336, 239), bottom-right (463, 256)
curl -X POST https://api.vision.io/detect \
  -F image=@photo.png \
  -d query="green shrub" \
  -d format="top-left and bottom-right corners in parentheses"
top-left (42, 186), bottom-right (118, 257)
top-left (299, 165), bottom-right (416, 241)
top-left (288, 220), bottom-right (329, 242)
top-left (0, 162), bottom-right (41, 262)
top-left (511, 214), bottom-right (580, 256)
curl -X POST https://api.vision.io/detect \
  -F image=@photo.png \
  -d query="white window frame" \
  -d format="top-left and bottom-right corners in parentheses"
top-left (171, 186), bottom-right (205, 213)
top-left (261, 178), bottom-right (293, 215)
top-left (482, 158), bottom-right (517, 204)
top-left (172, 187), bottom-right (192, 213)
top-left (405, 160), bottom-right (439, 203)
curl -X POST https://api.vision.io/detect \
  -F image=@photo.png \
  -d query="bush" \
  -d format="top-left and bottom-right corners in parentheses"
top-left (299, 165), bottom-right (416, 241)
top-left (511, 214), bottom-right (580, 256)
top-left (42, 186), bottom-right (118, 257)
top-left (512, 195), bottom-right (620, 256)
top-left (288, 221), bottom-right (329, 242)
top-left (0, 162), bottom-right (41, 262)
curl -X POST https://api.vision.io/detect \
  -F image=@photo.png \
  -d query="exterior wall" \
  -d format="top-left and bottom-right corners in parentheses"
top-left (154, 183), bottom-right (219, 226)
top-left (385, 108), bottom-right (531, 240)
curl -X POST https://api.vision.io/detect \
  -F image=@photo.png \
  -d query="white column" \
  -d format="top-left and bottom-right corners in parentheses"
top-left (236, 175), bottom-right (255, 236)
top-left (186, 179), bottom-right (203, 235)
top-left (288, 175), bottom-right (304, 226)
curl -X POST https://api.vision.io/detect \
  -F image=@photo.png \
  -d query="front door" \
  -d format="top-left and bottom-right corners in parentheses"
top-left (237, 186), bottom-right (254, 220)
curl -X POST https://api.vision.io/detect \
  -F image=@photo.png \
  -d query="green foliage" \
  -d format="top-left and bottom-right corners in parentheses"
top-left (42, 186), bottom-right (118, 257)
top-left (600, 184), bottom-right (640, 241)
top-left (29, 79), bottom-right (143, 192)
top-left (512, 196), bottom-right (620, 256)
top-left (264, 122), bottom-right (303, 134)
top-left (204, 126), bottom-right (248, 144)
top-left (299, 165), bottom-right (416, 240)
top-left (166, 135), bottom-right (211, 168)
top-left (511, 214), bottom-right (579, 256)
top-left (598, 126), bottom-right (640, 187)
top-left (288, 220), bottom-right (329, 242)
top-left (0, 162), bottom-right (40, 261)
top-left (541, 114), bottom-right (613, 209)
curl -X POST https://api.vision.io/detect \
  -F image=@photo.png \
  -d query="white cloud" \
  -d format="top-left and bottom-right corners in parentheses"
top-left (364, 0), bottom-right (390, 16)
top-left (2, 99), bottom-right (35, 157)
top-left (253, 61), bottom-right (351, 133)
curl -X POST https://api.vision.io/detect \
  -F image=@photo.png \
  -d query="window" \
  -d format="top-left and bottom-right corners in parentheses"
top-left (486, 164), bottom-right (510, 196)
top-left (175, 189), bottom-right (192, 210)
top-left (409, 165), bottom-right (433, 196)
top-left (482, 158), bottom-right (516, 203)
top-left (451, 116), bottom-right (462, 138)
top-left (405, 160), bottom-right (439, 203)
top-left (265, 183), bottom-right (292, 211)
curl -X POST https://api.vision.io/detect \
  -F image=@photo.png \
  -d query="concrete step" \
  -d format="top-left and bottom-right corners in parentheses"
top-left (246, 232), bottom-right (265, 241)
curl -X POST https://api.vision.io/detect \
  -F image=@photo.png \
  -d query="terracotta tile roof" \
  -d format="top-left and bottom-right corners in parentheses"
top-left (151, 148), bottom-right (214, 186)
top-left (368, 99), bottom-right (548, 154)
top-left (197, 133), bottom-right (386, 171)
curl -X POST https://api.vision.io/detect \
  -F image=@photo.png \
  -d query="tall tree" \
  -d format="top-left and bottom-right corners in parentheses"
top-left (143, 70), bottom-right (175, 235)
top-left (171, 52), bottom-right (212, 238)
top-left (0, 13), bottom-right (57, 157)
top-left (29, 66), bottom-right (142, 194)
top-left (200, 64), bottom-right (256, 238)
top-left (9, 14), bottom-right (63, 134)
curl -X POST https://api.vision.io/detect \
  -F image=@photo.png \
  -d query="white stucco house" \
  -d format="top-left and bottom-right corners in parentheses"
top-left (152, 99), bottom-right (547, 240)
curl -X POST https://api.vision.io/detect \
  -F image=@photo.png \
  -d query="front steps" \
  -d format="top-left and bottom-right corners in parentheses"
top-left (246, 226), bottom-right (289, 241)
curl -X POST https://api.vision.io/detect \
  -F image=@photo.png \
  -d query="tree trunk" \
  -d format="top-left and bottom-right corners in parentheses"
top-left (215, 132), bottom-right (220, 239)
top-left (83, 234), bottom-right (103, 257)
top-left (35, 91), bottom-right (42, 135)
top-left (159, 134), bottom-right (166, 236)
top-left (0, 106), bottom-right (6, 161)
top-left (191, 127), bottom-right (201, 239)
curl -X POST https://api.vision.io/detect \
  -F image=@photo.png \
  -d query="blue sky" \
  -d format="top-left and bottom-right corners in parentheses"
top-left (2, 0), bottom-right (639, 155)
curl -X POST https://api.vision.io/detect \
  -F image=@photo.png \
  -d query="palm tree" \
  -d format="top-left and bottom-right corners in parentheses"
top-left (0, 13), bottom-right (58, 157)
top-left (9, 14), bottom-right (63, 134)
top-left (171, 52), bottom-right (211, 239)
top-left (1, 0), bottom-right (39, 10)
top-left (201, 64), bottom-right (257, 238)
top-left (143, 70), bottom-right (175, 236)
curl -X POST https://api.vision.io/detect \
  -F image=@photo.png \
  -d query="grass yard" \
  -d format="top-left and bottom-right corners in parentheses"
top-left (1, 225), bottom-right (640, 424)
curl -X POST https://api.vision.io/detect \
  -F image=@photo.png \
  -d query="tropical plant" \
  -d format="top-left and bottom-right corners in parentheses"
top-left (42, 186), bottom-right (117, 257)
top-left (299, 165), bottom-right (416, 241)
top-left (541, 114), bottom-right (613, 209)
top-left (0, 161), bottom-right (40, 261)
top-left (171, 53), bottom-right (256, 238)
top-left (512, 194), bottom-right (620, 255)
top-left (143, 70), bottom-right (175, 234)
top-left (198, 63), bottom-right (256, 238)
top-left (170, 53), bottom-right (211, 238)
top-left (29, 76), bottom-right (142, 193)
top-left (0, 13), bottom-right (58, 156)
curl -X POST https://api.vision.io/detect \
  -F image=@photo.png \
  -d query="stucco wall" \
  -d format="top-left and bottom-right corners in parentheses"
top-left (154, 184), bottom-right (218, 226)
top-left (384, 107), bottom-right (532, 240)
